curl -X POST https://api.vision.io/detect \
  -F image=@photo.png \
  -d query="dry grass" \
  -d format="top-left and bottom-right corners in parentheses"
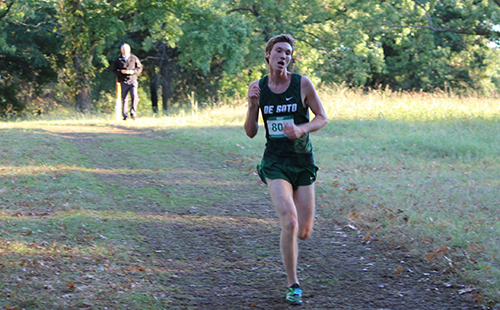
top-left (314, 87), bottom-right (500, 303)
top-left (1, 86), bottom-right (499, 307)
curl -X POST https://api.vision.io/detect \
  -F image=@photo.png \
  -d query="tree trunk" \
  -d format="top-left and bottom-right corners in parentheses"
top-left (66, 0), bottom-right (92, 113)
top-left (75, 82), bottom-right (92, 113)
top-left (159, 43), bottom-right (173, 113)
top-left (73, 50), bottom-right (92, 113)
top-left (160, 67), bottom-right (171, 113)
top-left (150, 74), bottom-right (159, 114)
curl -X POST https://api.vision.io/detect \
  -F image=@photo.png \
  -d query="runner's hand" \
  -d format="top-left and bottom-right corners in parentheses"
top-left (283, 123), bottom-right (305, 140)
top-left (248, 83), bottom-right (260, 109)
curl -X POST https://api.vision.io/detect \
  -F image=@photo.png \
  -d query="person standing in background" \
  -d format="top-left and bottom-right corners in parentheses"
top-left (113, 43), bottom-right (143, 120)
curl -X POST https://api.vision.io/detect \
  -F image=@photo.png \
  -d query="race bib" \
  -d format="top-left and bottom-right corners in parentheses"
top-left (267, 116), bottom-right (294, 138)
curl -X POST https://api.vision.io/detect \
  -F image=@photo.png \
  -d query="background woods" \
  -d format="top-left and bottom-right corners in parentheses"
top-left (1, 0), bottom-right (500, 117)
top-left (1, 1), bottom-right (500, 308)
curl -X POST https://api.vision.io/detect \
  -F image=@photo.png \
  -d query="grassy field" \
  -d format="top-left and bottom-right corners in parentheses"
top-left (316, 88), bottom-right (500, 301)
top-left (1, 88), bottom-right (499, 308)
top-left (317, 88), bottom-right (500, 296)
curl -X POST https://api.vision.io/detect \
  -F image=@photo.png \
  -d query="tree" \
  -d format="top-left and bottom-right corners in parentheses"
top-left (176, 2), bottom-right (253, 101)
top-left (343, 0), bottom-right (500, 91)
top-left (3, 0), bottom-right (500, 118)
top-left (132, 0), bottom-right (181, 112)
top-left (135, 0), bottom-right (254, 111)
top-left (0, 0), bottom-right (63, 116)
top-left (57, 0), bottom-right (128, 112)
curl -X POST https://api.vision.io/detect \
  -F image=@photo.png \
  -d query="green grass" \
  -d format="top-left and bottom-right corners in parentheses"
top-left (1, 87), bottom-right (500, 307)
top-left (316, 88), bottom-right (500, 303)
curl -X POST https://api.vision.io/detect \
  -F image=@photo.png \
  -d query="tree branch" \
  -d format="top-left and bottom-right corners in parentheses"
top-left (6, 20), bottom-right (64, 36)
top-left (227, 6), bottom-right (259, 17)
top-left (0, 0), bottom-right (14, 20)
top-left (407, 0), bottom-right (497, 36)
top-left (412, 0), bottom-right (433, 29)
top-left (381, 21), bottom-right (495, 36)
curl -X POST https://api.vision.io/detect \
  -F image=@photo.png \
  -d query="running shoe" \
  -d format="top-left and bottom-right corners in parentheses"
top-left (285, 283), bottom-right (303, 305)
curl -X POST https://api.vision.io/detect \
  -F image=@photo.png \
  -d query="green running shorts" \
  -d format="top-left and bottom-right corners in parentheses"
top-left (257, 156), bottom-right (318, 190)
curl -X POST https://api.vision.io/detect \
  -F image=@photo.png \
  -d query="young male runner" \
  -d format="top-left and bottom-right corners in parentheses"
top-left (244, 34), bottom-right (328, 305)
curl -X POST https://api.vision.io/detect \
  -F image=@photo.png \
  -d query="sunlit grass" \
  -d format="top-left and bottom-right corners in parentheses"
top-left (311, 87), bottom-right (500, 302)
top-left (1, 86), bottom-right (500, 305)
top-left (321, 87), bottom-right (500, 121)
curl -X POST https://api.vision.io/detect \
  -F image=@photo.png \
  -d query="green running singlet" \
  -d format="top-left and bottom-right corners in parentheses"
top-left (257, 73), bottom-right (318, 189)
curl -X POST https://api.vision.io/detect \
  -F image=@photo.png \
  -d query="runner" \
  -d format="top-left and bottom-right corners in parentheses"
top-left (244, 34), bottom-right (328, 305)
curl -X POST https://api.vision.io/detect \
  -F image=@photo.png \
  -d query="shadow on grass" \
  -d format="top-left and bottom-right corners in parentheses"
top-left (0, 121), bottom-right (494, 308)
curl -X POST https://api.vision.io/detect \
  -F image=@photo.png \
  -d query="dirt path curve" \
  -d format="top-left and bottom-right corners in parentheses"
top-left (58, 125), bottom-right (479, 310)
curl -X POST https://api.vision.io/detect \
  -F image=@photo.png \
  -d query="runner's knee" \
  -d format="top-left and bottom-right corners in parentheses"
top-left (282, 216), bottom-right (298, 233)
top-left (297, 227), bottom-right (312, 240)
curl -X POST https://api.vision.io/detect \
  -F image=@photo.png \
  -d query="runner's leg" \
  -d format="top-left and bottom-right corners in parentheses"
top-left (293, 184), bottom-right (315, 240)
top-left (267, 178), bottom-right (299, 286)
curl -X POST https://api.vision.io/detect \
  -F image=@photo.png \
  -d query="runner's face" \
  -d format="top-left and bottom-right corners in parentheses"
top-left (266, 42), bottom-right (293, 71)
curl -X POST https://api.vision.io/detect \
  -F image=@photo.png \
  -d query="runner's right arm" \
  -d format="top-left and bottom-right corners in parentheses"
top-left (245, 80), bottom-right (260, 138)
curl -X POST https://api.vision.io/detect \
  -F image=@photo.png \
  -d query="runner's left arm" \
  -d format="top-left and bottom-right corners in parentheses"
top-left (284, 76), bottom-right (328, 139)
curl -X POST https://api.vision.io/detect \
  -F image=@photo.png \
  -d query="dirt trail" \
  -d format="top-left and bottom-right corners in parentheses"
top-left (59, 125), bottom-right (479, 310)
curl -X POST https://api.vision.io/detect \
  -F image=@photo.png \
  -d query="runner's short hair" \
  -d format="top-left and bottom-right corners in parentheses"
top-left (265, 34), bottom-right (295, 64)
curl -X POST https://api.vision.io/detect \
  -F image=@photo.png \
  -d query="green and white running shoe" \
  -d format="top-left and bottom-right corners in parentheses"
top-left (285, 283), bottom-right (303, 305)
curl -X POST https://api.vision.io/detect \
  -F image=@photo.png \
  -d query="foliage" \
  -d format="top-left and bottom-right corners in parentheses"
top-left (350, 0), bottom-right (500, 92)
top-left (1, 0), bottom-right (500, 116)
top-left (176, 3), bottom-right (253, 100)
top-left (0, 0), bottom-right (62, 116)
top-left (56, 0), bottom-right (132, 112)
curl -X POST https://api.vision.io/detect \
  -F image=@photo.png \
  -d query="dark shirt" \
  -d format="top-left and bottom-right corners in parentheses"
top-left (112, 54), bottom-right (143, 84)
top-left (258, 73), bottom-right (313, 160)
